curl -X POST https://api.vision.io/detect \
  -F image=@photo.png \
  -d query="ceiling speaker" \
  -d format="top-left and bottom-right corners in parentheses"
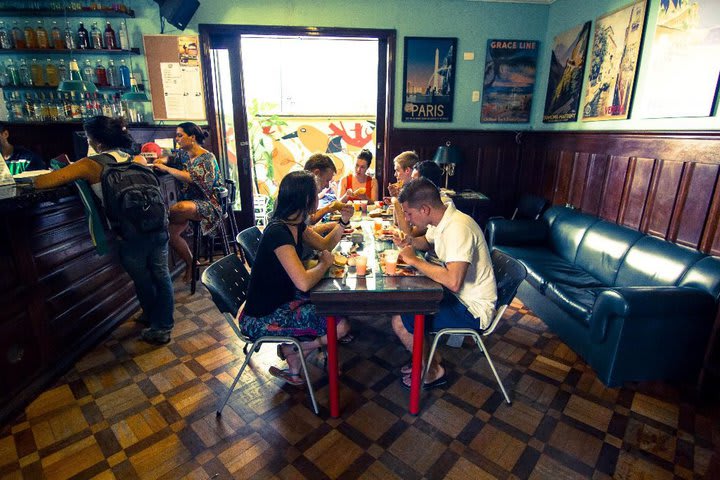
top-left (157, 0), bottom-right (200, 31)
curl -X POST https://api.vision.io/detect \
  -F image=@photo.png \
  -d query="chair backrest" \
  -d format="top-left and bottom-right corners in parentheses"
top-left (512, 194), bottom-right (548, 220)
top-left (236, 226), bottom-right (262, 267)
top-left (201, 253), bottom-right (250, 316)
top-left (492, 249), bottom-right (527, 310)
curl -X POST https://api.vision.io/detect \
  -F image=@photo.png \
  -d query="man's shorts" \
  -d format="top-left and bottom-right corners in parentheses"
top-left (401, 290), bottom-right (480, 333)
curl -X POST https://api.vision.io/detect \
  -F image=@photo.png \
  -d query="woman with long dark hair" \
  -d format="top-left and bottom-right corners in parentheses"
top-left (240, 170), bottom-right (351, 385)
top-left (33, 116), bottom-right (175, 345)
top-left (152, 122), bottom-right (222, 283)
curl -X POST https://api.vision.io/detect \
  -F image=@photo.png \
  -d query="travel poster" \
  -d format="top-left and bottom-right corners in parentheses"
top-left (481, 39), bottom-right (540, 123)
top-left (636, 0), bottom-right (720, 118)
top-left (543, 22), bottom-right (591, 123)
top-left (402, 37), bottom-right (457, 122)
top-left (582, 1), bottom-right (647, 121)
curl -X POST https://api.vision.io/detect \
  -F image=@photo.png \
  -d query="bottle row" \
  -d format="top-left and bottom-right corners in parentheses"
top-left (1, 57), bottom-right (134, 88)
top-left (0, 2), bottom-right (132, 14)
top-left (0, 19), bottom-right (130, 51)
top-left (4, 90), bottom-right (148, 123)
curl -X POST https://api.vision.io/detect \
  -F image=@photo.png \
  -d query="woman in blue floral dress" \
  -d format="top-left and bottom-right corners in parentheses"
top-left (152, 122), bottom-right (222, 282)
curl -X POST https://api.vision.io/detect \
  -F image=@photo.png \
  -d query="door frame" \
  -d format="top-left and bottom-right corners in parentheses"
top-left (198, 24), bottom-right (396, 229)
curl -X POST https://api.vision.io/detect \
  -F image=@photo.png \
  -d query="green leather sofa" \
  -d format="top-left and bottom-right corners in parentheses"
top-left (486, 206), bottom-right (720, 387)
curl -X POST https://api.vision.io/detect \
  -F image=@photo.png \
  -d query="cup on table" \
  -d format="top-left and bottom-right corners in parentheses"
top-left (360, 200), bottom-right (368, 213)
top-left (355, 255), bottom-right (368, 276)
top-left (384, 250), bottom-right (399, 275)
top-left (374, 218), bottom-right (382, 232)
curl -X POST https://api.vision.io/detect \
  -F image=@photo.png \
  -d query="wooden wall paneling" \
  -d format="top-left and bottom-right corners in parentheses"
top-left (554, 150), bottom-right (575, 207)
top-left (619, 157), bottom-right (655, 230)
top-left (645, 160), bottom-right (684, 240)
top-left (516, 146), bottom-right (541, 199)
top-left (700, 172), bottom-right (720, 256)
top-left (568, 152), bottom-right (588, 210)
top-left (600, 155), bottom-right (630, 223)
top-left (674, 163), bottom-right (719, 249)
top-left (580, 154), bottom-right (609, 216)
top-left (541, 150), bottom-right (560, 203)
top-left (494, 145), bottom-right (521, 216)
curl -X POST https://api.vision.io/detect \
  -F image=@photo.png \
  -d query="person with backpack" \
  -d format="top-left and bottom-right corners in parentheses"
top-left (33, 116), bottom-right (175, 346)
top-left (151, 123), bottom-right (222, 284)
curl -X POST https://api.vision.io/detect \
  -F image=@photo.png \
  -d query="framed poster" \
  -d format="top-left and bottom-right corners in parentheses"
top-left (402, 37), bottom-right (457, 122)
top-left (636, 0), bottom-right (720, 118)
top-left (543, 22), bottom-right (591, 123)
top-left (481, 39), bottom-right (540, 123)
top-left (582, 1), bottom-right (647, 121)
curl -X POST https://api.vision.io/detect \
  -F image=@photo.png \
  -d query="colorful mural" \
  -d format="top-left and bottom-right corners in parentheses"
top-left (249, 117), bottom-right (377, 197)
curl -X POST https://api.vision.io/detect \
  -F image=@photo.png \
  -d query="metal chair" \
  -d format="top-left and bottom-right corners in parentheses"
top-left (236, 226), bottom-right (262, 268)
top-left (424, 249), bottom-right (527, 404)
top-left (201, 253), bottom-right (319, 416)
top-left (224, 179), bottom-right (240, 253)
top-left (190, 187), bottom-right (231, 295)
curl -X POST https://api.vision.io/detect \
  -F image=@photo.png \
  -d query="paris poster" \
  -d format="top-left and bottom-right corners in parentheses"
top-left (402, 37), bottom-right (457, 122)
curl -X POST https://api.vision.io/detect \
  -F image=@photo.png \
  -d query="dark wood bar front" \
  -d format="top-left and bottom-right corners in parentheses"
top-left (0, 183), bottom-right (180, 426)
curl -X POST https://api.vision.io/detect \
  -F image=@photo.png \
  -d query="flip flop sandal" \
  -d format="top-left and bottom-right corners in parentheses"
top-left (401, 373), bottom-right (447, 390)
top-left (339, 333), bottom-right (355, 344)
top-left (400, 362), bottom-right (413, 375)
top-left (268, 366), bottom-right (305, 386)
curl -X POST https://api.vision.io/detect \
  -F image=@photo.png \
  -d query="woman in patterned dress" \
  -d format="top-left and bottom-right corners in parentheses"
top-left (152, 122), bottom-right (222, 283)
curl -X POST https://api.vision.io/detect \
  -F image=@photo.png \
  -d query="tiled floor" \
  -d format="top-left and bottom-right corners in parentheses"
top-left (1, 279), bottom-right (718, 479)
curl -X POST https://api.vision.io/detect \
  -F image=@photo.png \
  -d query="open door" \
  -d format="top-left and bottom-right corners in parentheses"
top-left (200, 25), bottom-right (395, 229)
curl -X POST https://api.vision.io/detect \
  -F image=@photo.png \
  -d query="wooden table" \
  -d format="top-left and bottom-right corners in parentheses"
top-left (309, 220), bottom-right (444, 418)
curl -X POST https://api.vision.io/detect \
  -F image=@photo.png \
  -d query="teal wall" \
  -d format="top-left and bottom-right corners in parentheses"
top-left (133, 0), bottom-right (720, 131)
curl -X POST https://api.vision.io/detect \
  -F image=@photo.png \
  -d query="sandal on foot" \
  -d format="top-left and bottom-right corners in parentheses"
top-left (276, 343), bottom-right (298, 361)
top-left (269, 366), bottom-right (305, 386)
top-left (400, 362), bottom-right (412, 375)
top-left (339, 333), bottom-right (355, 344)
top-left (401, 373), bottom-right (447, 390)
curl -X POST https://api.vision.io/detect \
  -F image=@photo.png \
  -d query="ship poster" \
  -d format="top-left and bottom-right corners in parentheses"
top-left (582, 1), bottom-right (647, 121)
top-left (402, 37), bottom-right (457, 122)
top-left (636, 0), bottom-right (720, 118)
top-left (543, 22), bottom-right (591, 123)
top-left (481, 39), bottom-right (540, 123)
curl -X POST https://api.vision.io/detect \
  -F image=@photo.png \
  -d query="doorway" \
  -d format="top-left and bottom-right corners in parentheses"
top-left (199, 25), bottom-right (395, 229)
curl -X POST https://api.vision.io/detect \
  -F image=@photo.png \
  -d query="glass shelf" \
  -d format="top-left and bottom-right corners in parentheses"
top-left (0, 47), bottom-right (140, 55)
top-left (1, 85), bottom-right (130, 91)
top-left (0, 9), bottom-right (134, 18)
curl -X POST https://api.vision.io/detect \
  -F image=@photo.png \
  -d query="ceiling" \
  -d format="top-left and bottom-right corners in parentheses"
top-left (468, 0), bottom-right (556, 4)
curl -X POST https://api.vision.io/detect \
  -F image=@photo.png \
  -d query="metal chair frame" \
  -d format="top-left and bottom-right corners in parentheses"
top-left (423, 250), bottom-right (527, 405)
top-left (236, 226), bottom-right (263, 268)
top-left (201, 254), bottom-right (319, 416)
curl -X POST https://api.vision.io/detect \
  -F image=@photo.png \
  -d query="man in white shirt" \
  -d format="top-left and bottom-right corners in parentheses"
top-left (392, 178), bottom-right (497, 388)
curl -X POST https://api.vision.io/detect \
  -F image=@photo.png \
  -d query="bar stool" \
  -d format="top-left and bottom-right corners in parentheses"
top-left (223, 179), bottom-right (240, 253)
top-left (190, 188), bottom-right (231, 294)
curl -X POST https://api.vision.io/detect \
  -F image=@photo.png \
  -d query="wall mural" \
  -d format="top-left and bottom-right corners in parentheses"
top-left (543, 22), bottom-right (591, 123)
top-left (582, 0), bottom-right (647, 121)
top-left (636, 0), bottom-right (720, 118)
top-left (248, 117), bottom-right (376, 197)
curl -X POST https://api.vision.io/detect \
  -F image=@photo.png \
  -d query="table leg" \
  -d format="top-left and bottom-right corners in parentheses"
top-left (410, 314), bottom-right (425, 415)
top-left (326, 315), bottom-right (339, 418)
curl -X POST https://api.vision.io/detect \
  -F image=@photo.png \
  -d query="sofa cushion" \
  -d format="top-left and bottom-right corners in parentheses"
top-left (548, 208), bottom-right (599, 264)
top-left (544, 282), bottom-right (607, 325)
top-left (495, 245), bottom-right (604, 293)
top-left (679, 256), bottom-right (720, 301)
top-left (575, 221), bottom-right (642, 286)
top-left (615, 236), bottom-right (704, 287)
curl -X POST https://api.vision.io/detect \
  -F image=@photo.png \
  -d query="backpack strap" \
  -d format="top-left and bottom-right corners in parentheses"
top-left (89, 152), bottom-right (119, 169)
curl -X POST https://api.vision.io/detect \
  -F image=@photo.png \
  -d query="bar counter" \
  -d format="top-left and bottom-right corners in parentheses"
top-left (0, 182), bottom-right (180, 426)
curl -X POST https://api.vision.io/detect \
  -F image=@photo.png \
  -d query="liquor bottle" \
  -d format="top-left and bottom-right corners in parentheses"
top-left (38, 93), bottom-right (50, 121)
top-left (5, 59), bottom-right (20, 86)
top-left (19, 59), bottom-right (32, 86)
top-left (103, 22), bottom-right (116, 49)
top-left (118, 20), bottom-right (129, 50)
top-left (11, 92), bottom-right (24, 120)
top-left (77, 22), bottom-right (90, 49)
top-left (68, 58), bottom-right (83, 80)
top-left (30, 58), bottom-right (44, 85)
top-left (95, 58), bottom-right (107, 86)
top-left (64, 21), bottom-right (76, 49)
top-left (0, 21), bottom-right (11, 49)
top-left (82, 58), bottom-right (95, 83)
top-left (118, 58), bottom-right (130, 87)
top-left (36, 20), bottom-right (49, 49)
top-left (0, 65), bottom-right (8, 87)
top-left (24, 21), bottom-right (38, 49)
top-left (70, 93), bottom-right (83, 120)
top-left (106, 59), bottom-right (118, 86)
top-left (57, 58), bottom-right (68, 81)
top-left (47, 93), bottom-right (59, 121)
top-left (11, 21), bottom-right (25, 49)
top-left (54, 93), bottom-right (67, 121)
top-left (101, 94), bottom-right (113, 117)
top-left (5, 93), bottom-right (17, 121)
top-left (62, 92), bottom-right (73, 119)
top-left (24, 93), bottom-right (36, 121)
top-left (50, 21), bottom-right (63, 49)
top-left (46, 58), bottom-right (59, 86)
top-left (90, 21), bottom-right (102, 49)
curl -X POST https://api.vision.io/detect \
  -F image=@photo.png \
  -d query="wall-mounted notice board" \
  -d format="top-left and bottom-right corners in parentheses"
top-left (143, 34), bottom-right (207, 121)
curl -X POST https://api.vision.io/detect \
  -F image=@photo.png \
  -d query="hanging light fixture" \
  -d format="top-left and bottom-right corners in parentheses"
top-left (57, 58), bottom-right (98, 94)
top-left (120, 74), bottom-right (149, 102)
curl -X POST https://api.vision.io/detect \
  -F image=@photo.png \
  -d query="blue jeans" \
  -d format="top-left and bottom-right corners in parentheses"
top-left (118, 233), bottom-right (175, 331)
top-left (401, 290), bottom-right (479, 333)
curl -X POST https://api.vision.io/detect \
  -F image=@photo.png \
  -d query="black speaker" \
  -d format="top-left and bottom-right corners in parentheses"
top-left (157, 0), bottom-right (200, 31)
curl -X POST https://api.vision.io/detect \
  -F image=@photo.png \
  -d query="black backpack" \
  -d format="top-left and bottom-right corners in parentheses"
top-left (96, 154), bottom-right (168, 240)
